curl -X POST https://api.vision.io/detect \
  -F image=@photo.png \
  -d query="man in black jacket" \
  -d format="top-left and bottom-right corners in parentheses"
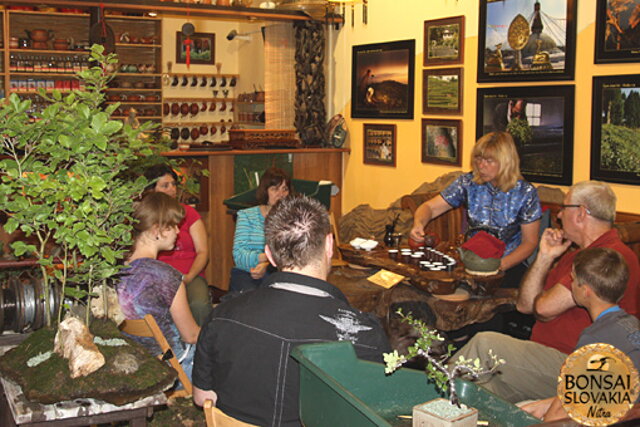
top-left (193, 196), bottom-right (391, 426)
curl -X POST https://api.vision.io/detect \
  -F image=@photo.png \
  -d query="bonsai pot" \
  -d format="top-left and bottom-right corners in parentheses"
top-left (413, 398), bottom-right (478, 427)
top-left (457, 248), bottom-right (500, 276)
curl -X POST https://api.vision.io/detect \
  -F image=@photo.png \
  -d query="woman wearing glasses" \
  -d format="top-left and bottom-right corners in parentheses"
top-left (410, 131), bottom-right (542, 287)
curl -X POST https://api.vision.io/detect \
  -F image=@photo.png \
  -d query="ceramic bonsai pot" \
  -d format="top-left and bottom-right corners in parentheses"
top-left (413, 398), bottom-right (478, 427)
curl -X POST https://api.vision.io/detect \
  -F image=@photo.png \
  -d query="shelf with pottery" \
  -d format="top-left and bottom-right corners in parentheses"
top-left (105, 14), bottom-right (161, 22)
top-left (105, 101), bottom-right (163, 105)
top-left (164, 72), bottom-right (239, 78)
top-left (163, 120), bottom-right (235, 125)
top-left (105, 88), bottom-right (161, 92)
top-left (7, 48), bottom-right (90, 55)
top-left (4, 10), bottom-right (89, 18)
top-left (115, 43), bottom-right (162, 49)
top-left (163, 97), bottom-right (236, 102)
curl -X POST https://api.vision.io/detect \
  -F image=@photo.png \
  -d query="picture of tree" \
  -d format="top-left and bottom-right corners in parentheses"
top-left (591, 75), bottom-right (640, 184)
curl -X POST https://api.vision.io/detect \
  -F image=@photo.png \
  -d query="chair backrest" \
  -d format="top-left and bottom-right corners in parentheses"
top-left (120, 313), bottom-right (193, 398)
top-left (203, 399), bottom-right (258, 427)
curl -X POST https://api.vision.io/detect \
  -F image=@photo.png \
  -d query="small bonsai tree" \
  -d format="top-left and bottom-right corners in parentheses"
top-left (0, 45), bottom-right (156, 329)
top-left (384, 309), bottom-right (505, 408)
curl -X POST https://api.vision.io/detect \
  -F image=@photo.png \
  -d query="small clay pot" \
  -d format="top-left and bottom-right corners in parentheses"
top-left (120, 81), bottom-right (133, 89)
top-left (133, 81), bottom-right (145, 89)
top-left (144, 82), bottom-right (156, 89)
top-left (127, 94), bottom-right (141, 102)
top-left (201, 102), bottom-right (208, 112)
top-left (171, 103), bottom-right (180, 115)
top-left (210, 125), bottom-right (217, 135)
top-left (145, 94), bottom-right (159, 102)
top-left (191, 128), bottom-right (200, 140)
top-left (190, 103), bottom-right (199, 116)
top-left (171, 128), bottom-right (180, 140)
top-left (172, 76), bottom-right (180, 86)
top-left (210, 76), bottom-right (217, 87)
top-left (199, 125), bottom-right (209, 136)
top-left (181, 76), bottom-right (188, 87)
top-left (209, 102), bottom-right (216, 112)
top-left (181, 127), bottom-right (190, 140)
top-left (191, 76), bottom-right (198, 87)
top-left (219, 101), bottom-right (227, 112)
top-left (200, 76), bottom-right (207, 87)
top-left (229, 77), bottom-right (237, 87)
top-left (107, 94), bottom-right (120, 102)
top-left (180, 103), bottom-right (190, 116)
top-left (163, 103), bottom-right (170, 116)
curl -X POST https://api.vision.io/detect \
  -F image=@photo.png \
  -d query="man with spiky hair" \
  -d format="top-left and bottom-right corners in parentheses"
top-left (193, 196), bottom-right (390, 427)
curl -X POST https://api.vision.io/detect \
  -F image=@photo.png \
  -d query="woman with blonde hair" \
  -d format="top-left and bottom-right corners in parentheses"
top-left (410, 131), bottom-right (541, 285)
top-left (118, 192), bottom-right (200, 380)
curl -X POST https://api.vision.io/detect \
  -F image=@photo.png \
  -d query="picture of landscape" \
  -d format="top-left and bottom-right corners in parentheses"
top-left (591, 75), bottom-right (640, 184)
top-left (478, 0), bottom-right (576, 81)
top-left (352, 40), bottom-right (415, 119)
top-left (424, 16), bottom-right (464, 66)
top-left (423, 68), bottom-right (462, 115)
top-left (477, 85), bottom-right (574, 185)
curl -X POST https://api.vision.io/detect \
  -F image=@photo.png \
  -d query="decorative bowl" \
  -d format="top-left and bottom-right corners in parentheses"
top-left (458, 248), bottom-right (500, 276)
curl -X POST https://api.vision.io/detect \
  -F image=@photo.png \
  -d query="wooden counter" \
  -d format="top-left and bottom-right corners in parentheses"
top-left (164, 148), bottom-right (349, 289)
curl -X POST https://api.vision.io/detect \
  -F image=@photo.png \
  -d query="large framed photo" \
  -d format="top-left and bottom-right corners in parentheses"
top-left (176, 32), bottom-right (215, 65)
top-left (476, 85), bottom-right (575, 185)
top-left (591, 75), bottom-right (640, 184)
top-left (595, 0), bottom-right (640, 63)
top-left (422, 119), bottom-right (462, 166)
top-left (477, 0), bottom-right (577, 82)
top-left (423, 68), bottom-right (463, 115)
top-left (363, 124), bottom-right (396, 167)
top-left (351, 40), bottom-right (415, 119)
top-left (424, 16), bottom-right (465, 66)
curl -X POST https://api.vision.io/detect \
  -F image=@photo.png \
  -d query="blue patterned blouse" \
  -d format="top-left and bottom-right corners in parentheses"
top-left (440, 173), bottom-right (542, 255)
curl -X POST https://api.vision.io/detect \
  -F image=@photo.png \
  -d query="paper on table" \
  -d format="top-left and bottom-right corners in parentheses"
top-left (367, 269), bottom-right (405, 289)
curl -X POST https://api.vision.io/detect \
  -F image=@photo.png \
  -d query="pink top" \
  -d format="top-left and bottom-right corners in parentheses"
top-left (158, 204), bottom-right (202, 276)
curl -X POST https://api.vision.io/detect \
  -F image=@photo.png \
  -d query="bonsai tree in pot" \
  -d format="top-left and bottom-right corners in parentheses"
top-left (0, 44), bottom-right (155, 329)
top-left (384, 309), bottom-right (504, 426)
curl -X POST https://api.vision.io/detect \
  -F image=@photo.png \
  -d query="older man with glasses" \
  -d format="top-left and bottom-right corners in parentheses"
top-left (452, 180), bottom-right (640, 404)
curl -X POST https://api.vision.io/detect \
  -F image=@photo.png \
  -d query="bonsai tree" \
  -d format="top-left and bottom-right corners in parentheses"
top-left (0, 45), bottom-right (156, 329)
top-left (384, 309), bottom-right (505, 408)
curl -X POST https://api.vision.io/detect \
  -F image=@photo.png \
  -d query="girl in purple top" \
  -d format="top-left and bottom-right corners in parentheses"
top-left (118, 192), bottom-right (201, 380)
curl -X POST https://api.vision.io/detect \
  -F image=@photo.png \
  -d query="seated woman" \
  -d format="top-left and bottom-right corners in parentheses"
top-left (144, 164), bottom-right (212, 325)
top-left (230, 167), bottom-right (292, 292)
top-left (117, 192), bottom-right (200, 380)
top-left (410, 131), bottom-right (542, 287)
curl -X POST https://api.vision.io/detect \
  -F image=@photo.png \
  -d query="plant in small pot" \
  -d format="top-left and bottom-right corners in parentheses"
top-left (0, 45), bottom-right (178, 404)
top-left (384, 310), bottom-right (504, 427)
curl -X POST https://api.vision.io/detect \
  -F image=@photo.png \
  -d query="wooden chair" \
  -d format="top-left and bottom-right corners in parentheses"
top-left (120, 313), bottom-right (192, 399)
top-left (203, 399), bottom-right (258, 427)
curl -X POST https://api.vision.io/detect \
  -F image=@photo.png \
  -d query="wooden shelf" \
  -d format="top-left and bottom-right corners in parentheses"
top-left (166, 73), bottom-right (239, 78)
top-left (105, 101), bottom-right (161, 105)
top-left (9, 49), bottom-right (90, 55)
top-left (105, 14), bottom-right (160, 21)
top-left (113, 115), bottom-right (162, 119)
top-left (163, 121), bottom-right (235, 126)
top-left (163, 97), bottom-right (235, 102)
top-left (11, 72), bottom-right (79, 77)
top-left (115, 43), bottom-right (162, 49)
top-left (0, 0), bottom-right (333, 23)
top-left (105, 88), bottom-right (161, 92)
top-left (116, 73), bottom-right (162, 77)
top-left (6, 10), bottom-right (89, 18)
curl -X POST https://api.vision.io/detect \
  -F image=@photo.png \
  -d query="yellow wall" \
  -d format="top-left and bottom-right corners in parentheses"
top-left (330, 0), bottom-right (640, 214)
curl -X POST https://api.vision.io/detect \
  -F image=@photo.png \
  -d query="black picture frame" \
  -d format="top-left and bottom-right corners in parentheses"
top-left (423, 68), bottom-right (463, 115)
top-left (595, 0), bottom-right (640, 64)
top-left (477, 0), bottom-right (577, 82)
top-left (424, 15), bottom-right (465, 66)
top-left (351, 40), bottom-right (415, 119)
top-left (591, 75), bottom-right (640, 185)
top-left (176, 32), bottom-right (215, 65)
top-left (476, 85), bottom-right (575, 185)
top-left (363, 124), bottom-right (397, 166)
top-left (422, 119), bottom-right (462, 166)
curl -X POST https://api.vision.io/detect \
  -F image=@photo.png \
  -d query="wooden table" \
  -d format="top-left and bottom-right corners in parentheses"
top-left (0, 376), bottom-right (166, 427)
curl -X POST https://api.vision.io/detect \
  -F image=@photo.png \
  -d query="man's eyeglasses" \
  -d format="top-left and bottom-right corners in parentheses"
top-left (560, 204), bottom-right (592, 216)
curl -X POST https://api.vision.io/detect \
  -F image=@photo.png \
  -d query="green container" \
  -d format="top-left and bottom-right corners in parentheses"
top-left (291, 341), bottom-right (540, 427)
top-left (223, 179), bottom-right (333, 213)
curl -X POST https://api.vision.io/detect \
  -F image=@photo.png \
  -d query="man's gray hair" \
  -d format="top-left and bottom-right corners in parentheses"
top-left (570, 180), bottom-right (616, 223)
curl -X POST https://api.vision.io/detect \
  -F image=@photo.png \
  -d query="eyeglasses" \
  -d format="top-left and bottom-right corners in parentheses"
top-left (474, 156), bottom-right (497, 165)
top-left (560, 204), bottom-right (592, 216)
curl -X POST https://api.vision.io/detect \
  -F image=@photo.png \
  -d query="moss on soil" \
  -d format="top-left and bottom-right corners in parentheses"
top-left (0, 319), bottom-right (176, 405)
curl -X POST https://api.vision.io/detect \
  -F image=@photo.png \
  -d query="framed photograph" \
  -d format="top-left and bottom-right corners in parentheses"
top-left (595, 0), bottom-right (640, 63)
top-left (477, 0), bottom-right (577, 82)
top-left (422, 119), bottom-right (462, 166)
top-left (424, 15), bottom-right (465, 66)
top-left (591, 75), bottom-right (640, 184)
top-left (423, 68), bottom-right (463, 115)
top-left (363, 124), bottom-right (396, 166)
top-left (176, 32), bottom-right (215, 65)
top-left (351, 40), bottom-right (415, 119)
top-left (476, 85), bottom-right (575, 185)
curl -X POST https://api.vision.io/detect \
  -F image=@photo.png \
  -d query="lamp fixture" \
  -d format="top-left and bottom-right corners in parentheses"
top-left (226, 29), bottom-right (265, 42)
top-left (326, 0), bottom-right (367, 26)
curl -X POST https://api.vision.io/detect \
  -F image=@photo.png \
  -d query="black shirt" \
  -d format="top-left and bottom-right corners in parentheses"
top-left (193, 271), bottom-right (391, 426)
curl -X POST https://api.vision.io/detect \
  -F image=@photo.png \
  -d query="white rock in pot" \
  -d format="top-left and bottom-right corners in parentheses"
top-left (54, 316), bottom-right (105, 378)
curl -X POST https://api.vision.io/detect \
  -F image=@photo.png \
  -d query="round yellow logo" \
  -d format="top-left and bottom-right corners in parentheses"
top-left (558, 343), bottom-right (639, 426)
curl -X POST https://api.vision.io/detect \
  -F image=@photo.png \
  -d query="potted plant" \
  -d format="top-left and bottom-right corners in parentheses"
top-left (384, 309), bottom-right (505, 427)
